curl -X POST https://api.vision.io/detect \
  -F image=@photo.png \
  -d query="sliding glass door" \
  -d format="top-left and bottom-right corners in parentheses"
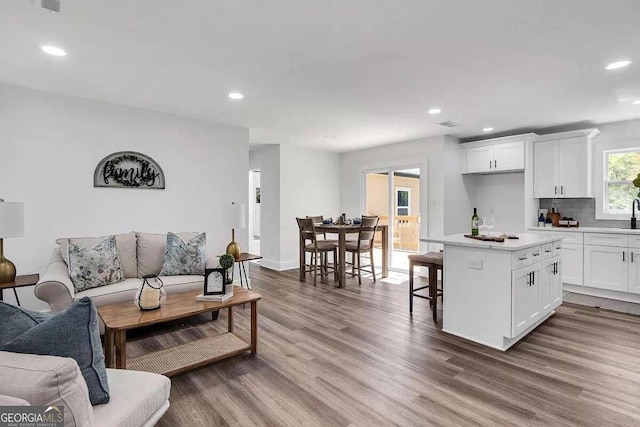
top-left (364, 166), bottom-right (422, 272)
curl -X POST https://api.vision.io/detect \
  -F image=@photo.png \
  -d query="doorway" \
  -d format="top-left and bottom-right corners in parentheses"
top-left (248, 170), bottom-right (261, 255)
top-left (364, 167), bottom-right (422, 271)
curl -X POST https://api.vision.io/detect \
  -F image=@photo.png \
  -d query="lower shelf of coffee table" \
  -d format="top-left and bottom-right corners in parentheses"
top-left (127, 332), bottom-right (251, 377)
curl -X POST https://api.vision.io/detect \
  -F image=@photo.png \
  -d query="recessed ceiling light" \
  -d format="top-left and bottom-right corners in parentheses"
top-left (228, 92), bottom-right (244, 100)
top-left (633, 100), bottom-right (640, 105)
top-left (40, 45), bottom-right (66, 56)
top-left (325, 135), bottom-right (336, 139)
top-left (428, 108), bottom-right (441, 115)
top-left (605, 60), bottom-right (632, 70)
top-left (482, 127), bottom-right (494, 132)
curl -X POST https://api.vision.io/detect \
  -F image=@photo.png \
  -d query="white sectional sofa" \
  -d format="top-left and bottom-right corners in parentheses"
top-left (35, 231), bottom-right (219, 314)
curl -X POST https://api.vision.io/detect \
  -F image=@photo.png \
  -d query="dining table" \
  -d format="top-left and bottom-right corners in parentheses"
top-left (299, 223), bottom-right (389, 287)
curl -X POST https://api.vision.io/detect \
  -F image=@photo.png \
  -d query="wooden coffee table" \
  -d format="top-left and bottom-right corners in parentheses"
top-left (98, 288), bottom-right (261, 377)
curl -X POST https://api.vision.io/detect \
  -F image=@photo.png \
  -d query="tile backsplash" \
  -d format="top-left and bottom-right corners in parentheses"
top-left (538, 198), bottom-right (625, 228)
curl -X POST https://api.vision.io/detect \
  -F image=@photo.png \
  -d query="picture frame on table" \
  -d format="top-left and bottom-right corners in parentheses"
top-left (204, 268), bottom-right (226, 295)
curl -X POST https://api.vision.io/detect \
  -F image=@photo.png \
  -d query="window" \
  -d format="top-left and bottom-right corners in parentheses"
top-left (396, 187), bottom-right (410, 216)
top-left (604, 149), bottom-right (640, 215)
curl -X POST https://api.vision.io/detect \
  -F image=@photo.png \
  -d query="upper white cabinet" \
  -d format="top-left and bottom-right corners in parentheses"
top-left (533, 129), bottom-right (600, 198)
top-left (463, 140), bottom-right (525, 174)
top-left (466, 145), bottom-right (494, 173)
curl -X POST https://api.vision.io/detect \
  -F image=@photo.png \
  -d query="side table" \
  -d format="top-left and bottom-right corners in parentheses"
top-left (234, 253), bottom-right (262, 289)
top-left (0, 274), bottom-right (40, 306)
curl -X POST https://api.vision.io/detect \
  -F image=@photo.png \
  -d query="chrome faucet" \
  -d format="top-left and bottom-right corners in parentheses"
top-left (632, 199), bottom-right (640, 229)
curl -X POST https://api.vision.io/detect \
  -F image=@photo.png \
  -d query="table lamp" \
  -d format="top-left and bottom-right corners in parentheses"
top-left (225, 202), bottom-right (246, 260)
top-left (0, 199), bottom-right (24, 284)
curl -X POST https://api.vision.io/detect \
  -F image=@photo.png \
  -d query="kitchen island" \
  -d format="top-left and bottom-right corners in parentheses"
top-left (421, 233), bottom-right (563, 351)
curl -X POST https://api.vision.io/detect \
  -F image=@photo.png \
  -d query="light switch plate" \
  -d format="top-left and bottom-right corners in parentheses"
top-left (468, 259), bottom-right (483, 270)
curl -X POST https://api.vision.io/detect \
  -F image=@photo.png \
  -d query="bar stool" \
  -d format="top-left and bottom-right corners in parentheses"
top-left (409, 252), bottom-right (443, 321)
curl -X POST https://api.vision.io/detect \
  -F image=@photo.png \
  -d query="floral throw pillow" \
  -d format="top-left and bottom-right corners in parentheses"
top-left (68, 236), bottom-right (124, 293)
top-left (159, 232), bottom-right (206, 276)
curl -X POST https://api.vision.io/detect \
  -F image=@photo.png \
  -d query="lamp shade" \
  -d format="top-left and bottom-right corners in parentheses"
top-left (0, 202), bottom-right (24, 238)
top-left (224, 203), bottom-right (246, 229)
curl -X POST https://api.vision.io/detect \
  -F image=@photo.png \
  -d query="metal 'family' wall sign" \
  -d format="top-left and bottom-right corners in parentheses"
top-left (94, 151), bottom-right (165, 189)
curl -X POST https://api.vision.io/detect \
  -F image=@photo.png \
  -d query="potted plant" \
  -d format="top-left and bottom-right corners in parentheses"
top-left (219, 254), bottom-right (235, 293)
top-left (634, 173), bottom-right (640, 197)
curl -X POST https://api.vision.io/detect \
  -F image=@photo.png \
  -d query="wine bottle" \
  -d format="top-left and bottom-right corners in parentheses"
top-left (471, 208), bottom-right (479, 236)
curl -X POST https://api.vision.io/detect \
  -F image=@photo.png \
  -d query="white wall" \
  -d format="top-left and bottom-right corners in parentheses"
top-left (0, 83), bottom-right (249, 310)
top-left (473, 173), bottom-right (525, 232)
top-left (249, 145), bottom-right (340, 270)
top-left (249, 146), bottom-right (280, 269)
top-left (279, 146), bottom-right (341, 269)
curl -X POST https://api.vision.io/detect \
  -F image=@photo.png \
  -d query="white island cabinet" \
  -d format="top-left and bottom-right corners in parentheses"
top-left (421, 234), bottom-right (562, 351)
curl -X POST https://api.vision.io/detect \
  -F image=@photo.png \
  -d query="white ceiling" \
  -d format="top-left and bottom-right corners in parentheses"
top-left (1, 0), bottom-right (640, 152)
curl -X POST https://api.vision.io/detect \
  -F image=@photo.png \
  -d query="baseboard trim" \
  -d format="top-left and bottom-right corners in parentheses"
top-left (259, 259), bottom-right (299, 272)
top-left (564, 284), bottom-right (640, 304)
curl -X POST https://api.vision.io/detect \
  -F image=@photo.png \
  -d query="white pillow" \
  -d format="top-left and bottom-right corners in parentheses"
top-left (56, 232), bottom-right (138, 278)
top-left (136, 232), bottom-right (200, 277)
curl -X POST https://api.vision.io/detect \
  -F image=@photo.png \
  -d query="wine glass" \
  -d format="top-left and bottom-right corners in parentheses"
top-left (477, 216), bottom-right (485, 235)
top-left (485, 216), bottom-right (495, 237)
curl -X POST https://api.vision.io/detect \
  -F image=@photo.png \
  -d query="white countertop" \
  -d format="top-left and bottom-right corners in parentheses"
top-left (420, 233), bottom-right (560, 251)
top-left (528, 226), bottom-right (640, 235)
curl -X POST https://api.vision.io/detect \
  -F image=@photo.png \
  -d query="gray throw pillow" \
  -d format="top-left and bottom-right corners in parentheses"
top-left (0, 303), bottom-right (52, 346)
top-left (69, 235), bottom-right (124, 293)
top-left (159, 232), bottom-right (206, 276)
top-left (0, 297), bottom-right (110, 406)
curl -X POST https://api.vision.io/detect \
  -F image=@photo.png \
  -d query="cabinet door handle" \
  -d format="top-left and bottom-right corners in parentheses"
top-left (519, 256), bottom-right (528, 261)
top-left (533, 252), bottom-right (540, 257)
top-left (623, 251), bottom-right (626, 262)
top-left (494, 160), bottom-right (497, 168)
top-left (554, 186), bottom-right (557, 195)
top-left (532, 271), bottom-right (535, 286)
top-left (561, 185), bottom-right (564, 194)
top-left (545, 249), bottom-right (552, 253)
top-left (633, 252), bottom-right (635, 263)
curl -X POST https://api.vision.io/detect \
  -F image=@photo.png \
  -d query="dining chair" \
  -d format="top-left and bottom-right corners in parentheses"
top-left (297, 217), bottom-right (338, 286)
top-left (307, 215), bottom-right (338, 243)
top-left (345, 215), bottom-right (379, 285)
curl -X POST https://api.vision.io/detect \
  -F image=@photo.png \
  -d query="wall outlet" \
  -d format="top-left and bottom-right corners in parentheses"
top-left (468, 259), bottom-right (483, 270)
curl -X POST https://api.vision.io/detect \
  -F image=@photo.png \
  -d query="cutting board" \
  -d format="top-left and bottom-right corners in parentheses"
top-left (548, 210), bottom-right (561, 226)
top-left (464, 234), bottom-right (505, 242)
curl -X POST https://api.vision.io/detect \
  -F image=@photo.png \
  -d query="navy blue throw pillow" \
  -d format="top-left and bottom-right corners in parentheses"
top-left (0, 298), bottom-right (110, 405)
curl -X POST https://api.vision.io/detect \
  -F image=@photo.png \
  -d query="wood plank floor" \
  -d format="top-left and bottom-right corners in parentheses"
top-left (125, 266), bottom-right (640, 426)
